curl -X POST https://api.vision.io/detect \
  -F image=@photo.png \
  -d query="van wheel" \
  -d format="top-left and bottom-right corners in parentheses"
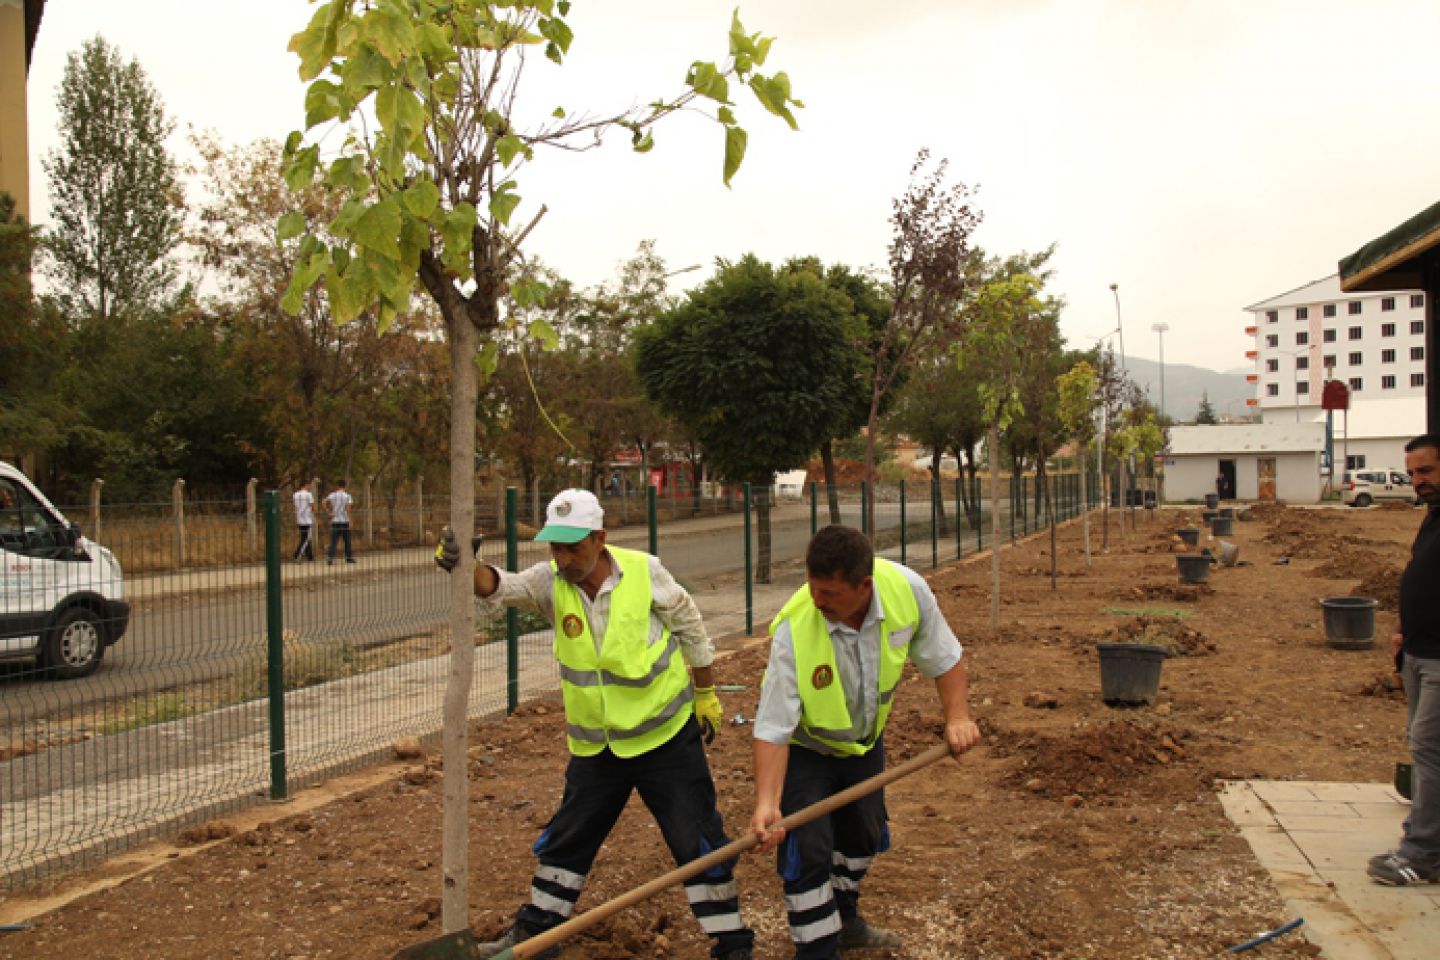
top-left (43, 608), bottom-right (105, 679)
top-left (1354, 494), bottom-right (1373, 508)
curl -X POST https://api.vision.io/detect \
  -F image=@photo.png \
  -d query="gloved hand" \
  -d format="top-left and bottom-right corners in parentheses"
top-left (693, 686), bottom-right (724, 744)
top-left (434, 528), bottom-right (483, 572)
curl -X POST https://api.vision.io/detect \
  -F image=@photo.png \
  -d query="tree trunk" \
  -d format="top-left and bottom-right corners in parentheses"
top-left (820, 439), bottom-right (842, 525)
top-left (988, 423), bottom-right (1002, 632)
top-left (440, 312), bottom-right (479, 934)
top-left (932, 466), bottom-right (950, 538)
top-left (755, 483), bottom-right (773, 583)
top-left (1079, 449), bottom-right (1091, 568)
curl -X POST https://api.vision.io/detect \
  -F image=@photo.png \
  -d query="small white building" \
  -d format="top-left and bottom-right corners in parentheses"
top-left (1163, 423), bottom-right (1325, 504)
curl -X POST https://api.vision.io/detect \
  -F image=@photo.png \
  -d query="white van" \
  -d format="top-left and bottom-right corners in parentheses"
top-left (0, 461), bottom-right (129, 677)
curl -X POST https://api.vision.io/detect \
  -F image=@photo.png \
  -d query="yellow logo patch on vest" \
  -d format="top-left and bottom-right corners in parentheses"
top-left (811, 664), bottom-right (834, 690)
top-left (561, 613), bottom-right (584, 638)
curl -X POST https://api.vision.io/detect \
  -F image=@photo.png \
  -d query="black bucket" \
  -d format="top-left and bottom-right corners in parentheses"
top-left (1176, 527), bottom-right (1200, 547)
top-left (1210, 516), bottom-right (1234, 537)
top-left (1201, 509), bottom-right (1218, 523)
top-left (1098, 642), bottom-right (1167, 705)
top-left (1320, 597), bottom-right (1378, 649)
top-left (1218, 507), bottom-right (1235, 519)
top-left (1176, 553), bottom-right (1210, 584)
top-left (1204, 493), bottom-right (1220, 509)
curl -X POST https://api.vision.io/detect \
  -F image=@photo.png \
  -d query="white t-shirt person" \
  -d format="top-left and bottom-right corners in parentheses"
top-left (325, 487), bottom-right (353, 524)
top-left (293, 487), bottom-right (315, 525)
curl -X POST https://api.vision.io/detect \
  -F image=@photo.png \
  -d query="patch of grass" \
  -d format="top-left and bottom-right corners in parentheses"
top-left (1101, 605), bottom-right (1192, 620)
top-left (99, 692), bottom-right (198, 735)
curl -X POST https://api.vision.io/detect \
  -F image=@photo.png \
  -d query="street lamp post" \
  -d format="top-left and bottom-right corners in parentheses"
top-left (1108, 283), bottom-right (1128, 374)
top-left (1151, 322), bottom-right (1169, 420)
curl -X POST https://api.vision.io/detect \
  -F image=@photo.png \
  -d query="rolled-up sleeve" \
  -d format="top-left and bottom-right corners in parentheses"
top-left (482, 561), bottom-right (556, 623)
top-left (649, 555), bottom-right (715, 668)
top-left (752, 622), bottom-right (804, 745)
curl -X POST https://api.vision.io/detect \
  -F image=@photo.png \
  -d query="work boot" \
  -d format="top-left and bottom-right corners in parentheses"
top-left (474, 926), bottom-right (559, 960)
top-left (838, 915), bottom-right (901, 951)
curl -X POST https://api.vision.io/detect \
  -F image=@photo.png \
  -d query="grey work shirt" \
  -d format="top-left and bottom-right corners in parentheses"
top-left (753, 563), bottom-right (962, 746)
top-left (481, 548), bottom-right (716, 668)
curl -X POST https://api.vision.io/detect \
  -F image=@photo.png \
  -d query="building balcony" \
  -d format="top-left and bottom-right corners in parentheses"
top-left (1245, 326), bottom-right (1257, 335)
top-left (1245, 374), bottom-right (1259, 383)
top-left (1245, 398), bottom-right (1260, 407)
top-left (1245, 350), bottom-right (1258, 359)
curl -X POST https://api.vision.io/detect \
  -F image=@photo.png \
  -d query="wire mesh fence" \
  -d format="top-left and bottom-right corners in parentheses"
top-left (1, 472), bottom-right (1099, 890)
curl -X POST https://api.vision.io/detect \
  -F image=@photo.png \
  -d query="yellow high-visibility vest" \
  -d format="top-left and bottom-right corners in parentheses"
top-left (769, 559), bottom-right (919, 757)
top-left (553, 546), bottom-right (693, 757)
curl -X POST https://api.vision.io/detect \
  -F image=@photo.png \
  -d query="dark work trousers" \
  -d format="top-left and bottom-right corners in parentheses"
top-left (327, 522), bottom-right (353, 561)
top-left (293, 524), bottom-right (314, 561)
top-left (515, 719), bottom-right (753, 958)
top-left (776, 739), bottom-right (890, 960)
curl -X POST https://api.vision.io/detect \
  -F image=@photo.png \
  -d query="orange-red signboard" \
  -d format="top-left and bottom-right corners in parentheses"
top-left (1321, 380), bottom-right (1350, 411)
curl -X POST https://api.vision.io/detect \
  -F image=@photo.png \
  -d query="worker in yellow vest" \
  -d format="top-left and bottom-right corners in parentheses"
top-left (749, 525), bottom-right (980, 959)
top-left (436, 488), bottom-right (754, 960)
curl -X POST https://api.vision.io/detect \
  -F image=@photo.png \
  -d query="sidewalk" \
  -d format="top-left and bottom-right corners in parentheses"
top-left (1220, 779), bottom-right (1440, 960)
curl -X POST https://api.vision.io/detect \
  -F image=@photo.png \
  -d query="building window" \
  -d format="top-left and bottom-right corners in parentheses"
top-left (1382, 349), bottom-right (1396, 363)
top-left (1323, 354), bottom-right (1337, 369)
top-left (1323, 329), bottom-right (1336, 342)
top-left (1347, 454), bottom-right (1367, 470)
top-left (1295, 331), bottom-right (1309, 345)
top-left (1412, 346), bottom-right (1425, 361)
top-left (1296, 381), bottom-right (1310, 395)
top-left (1412, 294), bottom-right (1425, 309)
top-left (1348, 351), bottom-right (1362, 365)
top-left (1382, 297), bottom-right (1396, 312)
top-left (1413, 320), bottom-right (1426, 334)
top-left (1296, 306), bottom-right (1309, 320)
top-left (1349, 377), bottom-right (1363, 391)
top-left (1266, 358), bottom-right (1279, 372)
top-left (1296, 356), bottom-right (1309, 370)
top-left (1349, 301), bottom-right (1363, 315)
top-left (1348, 326), bottom-right (1363, 340)
top-left (1324, 304), bottom-right (1337, 318)
top-left (1266, 383), bottom-right (1279, 397)
top-left (1266, 310), bottom-right (1278, 323)
top-left (1266, 334), bottom-right (1278, 347)
top-left (1413, 373), bottom-right (1427, 387)
top-left (1382, 322), bottom-right (1396, 337)
top-left (1382, 375), bottom-right (1397, 389)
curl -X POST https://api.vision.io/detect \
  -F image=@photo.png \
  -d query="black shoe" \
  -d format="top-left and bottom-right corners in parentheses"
top-left (1368, 853), bottom-right (1438, 886)
top-left (474, 927), bottom-right (559, 960)
top-left (716, 950), bottom-right (754, 960)
top-left (838, 915), bottom-right (901, 950)
top-left (346, 558), bottom-right (356, 564)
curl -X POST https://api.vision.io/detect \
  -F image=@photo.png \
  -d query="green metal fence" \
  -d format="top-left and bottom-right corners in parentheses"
top-left (0, 472), bottom-right (1097, 889)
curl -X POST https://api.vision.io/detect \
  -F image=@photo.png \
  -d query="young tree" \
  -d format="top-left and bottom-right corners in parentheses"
top-left (1056, 359), bottom-right (1100, 566)
top-left (885, 355), bottom-right (983, 536)
top-left (42, 36), bottom-right (182, 323)
top-left (859, 150), bottom-right (980, 533)
top-left (636, 255), bottom-right (853, 582)
top-left (1195, 391), bottom-right (1219, 424)
top-left (281, 2), bottom-right (801, 930)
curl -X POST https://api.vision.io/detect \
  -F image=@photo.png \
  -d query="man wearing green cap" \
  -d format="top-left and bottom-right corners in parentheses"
top-left (436, 488), bottom-right (753, 960)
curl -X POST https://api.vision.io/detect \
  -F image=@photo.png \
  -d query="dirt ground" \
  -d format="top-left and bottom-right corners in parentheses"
top-left (0, 502), bottom-right (1424, 959)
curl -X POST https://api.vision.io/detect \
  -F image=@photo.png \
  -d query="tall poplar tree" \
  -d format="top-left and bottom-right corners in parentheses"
top-left (42, 36), bottom-right (182, 323)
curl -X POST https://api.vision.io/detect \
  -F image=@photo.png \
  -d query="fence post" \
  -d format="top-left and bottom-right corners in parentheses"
top-left (506, 486), bottom-right (519, 714)
top-left (974, 476), bottom-right (982, 555)
top-left (743, 482), bottom-right (753, 636)
top-left (416, 476), bottom-right (424, 544)
top-left (172, 478), bottom-right (186, 568)
top-left (89, 478), bottom-right (103, 542)
top-left (264, 491), bottom-right (288, 801)
top-left (898, 478), bottom-right (907, 566)
top-left (246, 478), bottom-right (259, 554)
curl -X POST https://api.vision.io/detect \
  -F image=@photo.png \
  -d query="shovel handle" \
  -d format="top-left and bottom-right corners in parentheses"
top-left (496, 740), bottom-right (954, 960)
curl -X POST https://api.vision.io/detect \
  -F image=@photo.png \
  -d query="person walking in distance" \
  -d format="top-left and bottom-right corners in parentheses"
top-left (750, 525), bottom-right (981, 958)
top-left (292, 479), bottom-right (316, 561)
top-left (435, 489), bottom-right (755, 960)
top-left (1368, 434), bottom-right (1440, 886)
top-left (324, 479), bottom-right (354, 565)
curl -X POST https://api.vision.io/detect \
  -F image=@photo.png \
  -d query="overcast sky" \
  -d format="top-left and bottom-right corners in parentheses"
top-left (24, 0), bottom-right (1440, 374)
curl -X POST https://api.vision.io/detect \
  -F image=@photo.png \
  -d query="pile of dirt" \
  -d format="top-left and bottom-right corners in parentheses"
top-left (992, 719), bottom-right (1199, 801)
top-left (1111, 581), bottom-right (1212, 603)
top-left (1309, 548), bottom-right (1386, 580)
top-left (1104, 616), bottom-right (1215, 657)
top-left (1352, 566), bottom-right (1403, 610)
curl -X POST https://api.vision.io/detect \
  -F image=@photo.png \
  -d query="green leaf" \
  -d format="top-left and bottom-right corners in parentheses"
top-left (340, 43), bottom-right (392, 96)
top-left (717, 106), bottom-right (736, 125)
top-left (280, 249), bottom-right (329, 315)
top-left (377, 84), bottom-right (425, 144)
top-left (416, 21), bottom-right (453, 61)
top-left (442, 203), bottom-right (478, 261)
top-left (748, 74), bottom-right (799, 130)
top-left (288, 0), bottom-right (344, 82)
top-left (512, 278), bottom-right (550, 309)
top-left (495, 134), bottom-right (525, 167)
top-left (489, 184), bottom-right (521, 226)
top-left (328, 155), bottom-right (371, 194)
top-left (353, 198), bottom-right (404, 261)
top-left (687, 61), bottom-right (730, 103)
top-left (476, 339), bottom-right (501, 379)
top-left (276, 211), bottom-right (306, 243)
top-left (723, 125), bottom-right (747, 187)
top-left (528, 316), bottom-right (558, 350)
top-left (283, 144), bottom-right (320, 192)
top-left (631, 129), bottom-right (654, 153)
top-left (538, 17), bottom-right (574, 55)
top-left (552, 106), bottom-right (566, 119)
top-left (304, 79), bottom-right (346, 128)
top-left (401, 177), bottom-right (441, 218)
top-left (728, 10), bottom-right (754, 59)
top-left (361, 4), bottom-right (417, 65)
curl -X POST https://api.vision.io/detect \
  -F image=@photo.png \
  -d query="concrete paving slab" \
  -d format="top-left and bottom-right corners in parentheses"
top-left (1220, 779), bottom-right (1440, 960)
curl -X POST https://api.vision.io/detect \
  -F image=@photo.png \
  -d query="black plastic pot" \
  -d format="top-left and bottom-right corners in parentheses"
top-left (1320, 596), bottom-right (1378, 649)
top-left (1176, 527), bottom-right (1200, 547)
top-left (1204, 493), bottom-right (1220, 509)
top-left (1218, 507), bottom-right (1236, 519)
top-left (1098, 642), bottom-right (1167, 706)
top-left (1210, 516), bottom-right (1234, 537)
top-left (1176, 554), bottom-right (1211, 584)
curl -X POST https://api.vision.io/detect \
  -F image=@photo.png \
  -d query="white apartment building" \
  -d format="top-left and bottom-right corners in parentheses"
top-left (1244, 273), bottom-right (1427, 470)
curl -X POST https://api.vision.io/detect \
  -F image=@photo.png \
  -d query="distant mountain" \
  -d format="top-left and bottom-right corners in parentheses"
top-left (1118, 356), bottom-right (1252, 422)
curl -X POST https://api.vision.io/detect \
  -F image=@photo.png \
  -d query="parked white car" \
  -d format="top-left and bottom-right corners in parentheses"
top-left (0, 461), bottom-right (129, 677)
top-left (912, 452), bottom-right (960, 472)
top-left (1342, 468), bottom-right (1417, 507)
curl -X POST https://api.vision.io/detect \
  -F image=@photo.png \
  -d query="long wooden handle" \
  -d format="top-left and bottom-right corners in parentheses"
top-left (498, 741), bottom-right (953, 960)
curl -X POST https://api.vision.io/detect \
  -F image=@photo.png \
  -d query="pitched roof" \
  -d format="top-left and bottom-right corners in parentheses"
top-left (25, 0), bottom-right (46, 70)
top-left (1168, 423), bottom-right (1325, 456)
top-left (1339, 199), bottom-right (1440, 293)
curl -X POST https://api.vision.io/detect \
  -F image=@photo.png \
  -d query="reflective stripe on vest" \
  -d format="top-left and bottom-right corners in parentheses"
top-left (769, 558), bottom-right (920, 757)
top-left (553, 546), bottom-right (693, 758)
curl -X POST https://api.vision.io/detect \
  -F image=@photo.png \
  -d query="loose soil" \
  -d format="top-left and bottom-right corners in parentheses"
top-left (0, 504), bottom-right (1423, 959)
